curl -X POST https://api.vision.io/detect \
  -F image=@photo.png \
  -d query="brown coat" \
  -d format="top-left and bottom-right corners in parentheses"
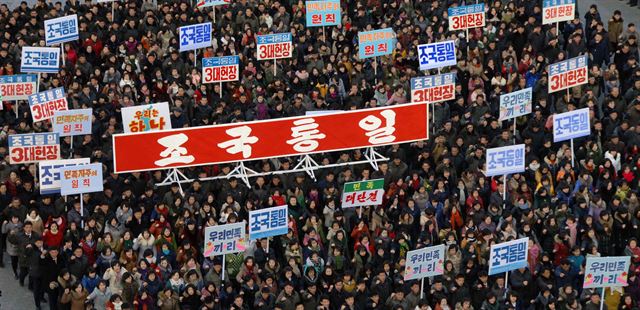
top-left (609, 18), bottom-right (624, 47)
top-left (60, 289), bottom-right (89, 310)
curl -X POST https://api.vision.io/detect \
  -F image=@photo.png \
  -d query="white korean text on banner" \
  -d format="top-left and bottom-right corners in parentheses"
top-left (583, 256), bottom-right (631, 288)
top-left (121, 102), bottom-right (171, 133)
top-left (485, 144), bottom-right (525, 177)
top-left (0, 75), bottom-right (37, 101)
top-left (9, 132), bottom-right (60, 164)
top-left (196, 0), bottom-right (230, 9)
top-left (488, 237), bottom-right (529, 275)
top-left (410, 73), bottom-right (456, 103)
top-left (21, 46), bottom-right (60, 73)
top-left (417, 41), bottom-right (456, 71)
top-left (59, 163), bottom-right (103, 196)
top-left (553, 108), bottom-right (590, 142)
top-left (548, 55), bottom-right (588, 93)
top-left (404, 244), bottom-right (446, 281)
top-left (256, 33), bottom-right (293, 60)
top-left (305, 0), bottom-right (341, 27)
top-left (39, 158), bottom-right (90, 195)
top-left (358, 28), bottom-right (395, 59)
top-left (52, 109), bottom-right (92, 136)
top-left (202, 56), bottom-right (240, 84)
top-left (448, 4), bottom-right (485, 31)
top-left (203, 222), bottom-right (247, 257)
top-left (341, 179), bottom-right (385, 208)
top-left (28, 87), bottom-right (68, 122)
top-left (178, 22), bottom-right (212, 52)
top-left (249, 205), bottom-right (288, 240)
top-left (499, 87), bottom-right (532, 121)
top-left (44, 14), bottom-right (79, 45)
top-left (542, 0), bottom-right (576, 25)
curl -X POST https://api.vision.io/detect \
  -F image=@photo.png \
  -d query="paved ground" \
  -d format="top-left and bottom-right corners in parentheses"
top-left (0, 0), bottom-right (638, 309)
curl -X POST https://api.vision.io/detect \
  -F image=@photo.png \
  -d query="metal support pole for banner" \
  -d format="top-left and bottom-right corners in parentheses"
top-left (502, 174), bottom-right (507, 207)
top-left (14, 100), bottom-right (18, 119)
top-left (600, 287), bottom-right (605, 310)
top-left (364, 147), bottom-right (388, 171)
top-left (266, 238), bottom-right (270, 254)
top-left (466, 29), bottom-right (470, 56)
top-left (194, 49), bottom-right (198, 68)
top-left (221, 254), bottom-right (226, 282)
top-left (219, 82), bottom-right (222, 98)
top-left (374, 57), bottom-right (378, 84)
top-left (570, 138), bottom-right (575, 167)
top-left (273, 59), bottom-right (277, 76)
top-left (358, 206), bottom-right (363, 219)
top-left (288, 154), bottom-right (320, 181)
top-left (323, 26), bottom-right (326, 43)
top-left (504, 271), bottom-right (509, 296)
top-left (61, 43), bottom-right (65, 67)
top-left (513, 118), bottom-right (517, 142)
top-left (420, 277), bottom-right (425, 299)
top-left (69, 137), bottom-right (73, 158)
top-left (80, 194), bottom-right (84, 229)
top-left (36, 73), bottom-right (41, 92)
top-left (226, 162), bottom-right (258, 187)
top-left (556, 22), bottom-right (559, 37)
top-left (112, 1), bottom-right (115, 22)
top-left (213, 7), bottom-right (216, 25)
top-left (159, 168), bottom-right (192, 196)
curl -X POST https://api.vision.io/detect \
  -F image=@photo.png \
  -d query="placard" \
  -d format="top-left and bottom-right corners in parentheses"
top-left (249, 205), bottom-right (288, 240)
top-left (410, 73), bottom-right (456, 103)
top-left (203, 222), bottom-right (246, 256)
top-left (358, 28), bottom-right (395, 59)
top-left (113, 103), bottom-right (428, 173)
top-left (542, 0), bottom-right (576, 25)
top-left (488, 237), bottom-right (529, 275)
top-left (448, 4), bottom-right (485, 31)
top-left (553, 108), bottom-right (590, 142)
top-left (256, 33), bottom-right (293, 60)
top-left (21, 46), bottom-right (60, 73)
top-left (0, 75), bottom-right (37, 101)
top-left (121, 102), bottom-right (171, 133)
top-left (196, 0), bottom-right (230, 9)
top-left (486, 144), bottom-right (525, 177)
top-left (39, 158), bottom-right (91, 195)
top-left (583, 256), bottom-right (631, 288)
top-left (52, 108), bottom-right (92, 136)
top-left (202, 56), bottom-right (240, 84)
top-left (499, 88), bottom-right (532, 121)
top-left (405, 244), bottom-right (446, 281)
top-left (548, 55), bottom-right (588, 93)
top-left (44, 14), bottom-right (79, 45)
top-left (306, 0), bottom-right (341, 27)
top-left (178, 22), bottom-right (212, 52)
top-left (28, 87), bottom-right (68, 122)
top-left (9, 132), bottom-right (60, 164)
top-left (59, 163), bottom-right (103, 195)
top-left (341, 179), bottom-right (384, 208)
top-left (417, 41), bottom-right (456, 71)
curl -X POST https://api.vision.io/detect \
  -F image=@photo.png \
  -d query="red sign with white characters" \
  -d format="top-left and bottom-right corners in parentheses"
top-left (113, 103), bottom-right (429, 173)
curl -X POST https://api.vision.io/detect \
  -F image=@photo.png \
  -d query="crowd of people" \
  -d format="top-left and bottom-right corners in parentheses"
top-left (1, 0), bottom-right (640, 309)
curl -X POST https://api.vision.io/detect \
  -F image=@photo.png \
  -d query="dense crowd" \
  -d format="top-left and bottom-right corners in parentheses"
top-left (1, 0), bottom-right (640, 309)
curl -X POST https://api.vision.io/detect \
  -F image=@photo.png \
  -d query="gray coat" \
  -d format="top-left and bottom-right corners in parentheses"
top-left (87, 287), bottom-right (113, 310)
top-left (1, 221), bottom-right (22, 256)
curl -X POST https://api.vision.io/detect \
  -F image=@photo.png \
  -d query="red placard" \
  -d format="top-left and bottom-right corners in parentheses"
top-left (113, 103), bottom-right (429, 173)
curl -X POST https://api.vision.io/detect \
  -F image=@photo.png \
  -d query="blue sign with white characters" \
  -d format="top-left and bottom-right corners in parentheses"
top-left (499, 87), bottom-right (532, 121)
top-left (486, 144), bottom-right (525, 177)
top-left (21, 47), bottom-right (60, 73)
top-left (178, 22), bottom-right (212, 52)
top-left (39, 158), bottom-right (90, 195)
top-left (249, 205), bottom-right (288, 240)
top-left (44, 14), bottom-right (79, 45)
top-left (489, 237), bottom-right (529, 275)
top-left (417, 40), bottom-right (456, 71)
top-left (553, 108), bottom-right (590, 142)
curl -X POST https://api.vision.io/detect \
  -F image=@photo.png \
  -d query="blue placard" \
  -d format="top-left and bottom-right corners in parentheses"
top-left (417, 41), bottom-right (456, 71)
top-left (59, 163), bottom-right (104, 195)
top-left (249, 205), bottom-right (288, 240)
top-left (8, 132), bottom-right (59, 148)
top-left (0, 74), bottom-right (37, 84)
top-left (28, 87), bottom-right (65, 107)
top-left (8, 132), bottom-right (61, 164)
top-left (448, 3), bottom-right (484, 16)
top-left (358, 28), bottom-right (395, 59)
top-left (21, 47), bottom-right (60, 73)
top-left (256, 33), bottom-right (292, 45)
top-left (489, 237), bottom-right (529, 275)
top-left (306, 0), bottom-right (341, 27)
top-left (405, 244), bottom-right (446, 281)
top-left (411, 73), bottom-right (456, 90)
top-left (196, 0), bottom-right (230, 8)
top-left (178, 22), bottom-right (213, 52)
top-left (499, 88), bottom-right (532, 121)
top-left (584, 256), bottom-right (631, 288)
top-left (553, 108), bottom-right (590, 142)
top-left (39, 158), bottom-right (91, 195)
top-left (486, 144), bottom-right (525, 177)
top-left (548, 55), bottom-right (588, 76)
top-left (543, 0), bottom-right (575, 7)
top-left (52, 108), bottom-right (92, 137)
top-left (44, 14), bottom-right (79, 45)
top-left (202, 55), bottom-right (240, 67)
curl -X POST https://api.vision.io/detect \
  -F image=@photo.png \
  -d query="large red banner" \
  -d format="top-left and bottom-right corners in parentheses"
top-left (113, 103), bottom-right (428, 173)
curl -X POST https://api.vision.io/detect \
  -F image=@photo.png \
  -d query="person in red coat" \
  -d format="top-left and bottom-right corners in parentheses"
top-left (42, 222), bottom-right (64, 249)
top-left (80, 231), bottom-right (98, 265)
